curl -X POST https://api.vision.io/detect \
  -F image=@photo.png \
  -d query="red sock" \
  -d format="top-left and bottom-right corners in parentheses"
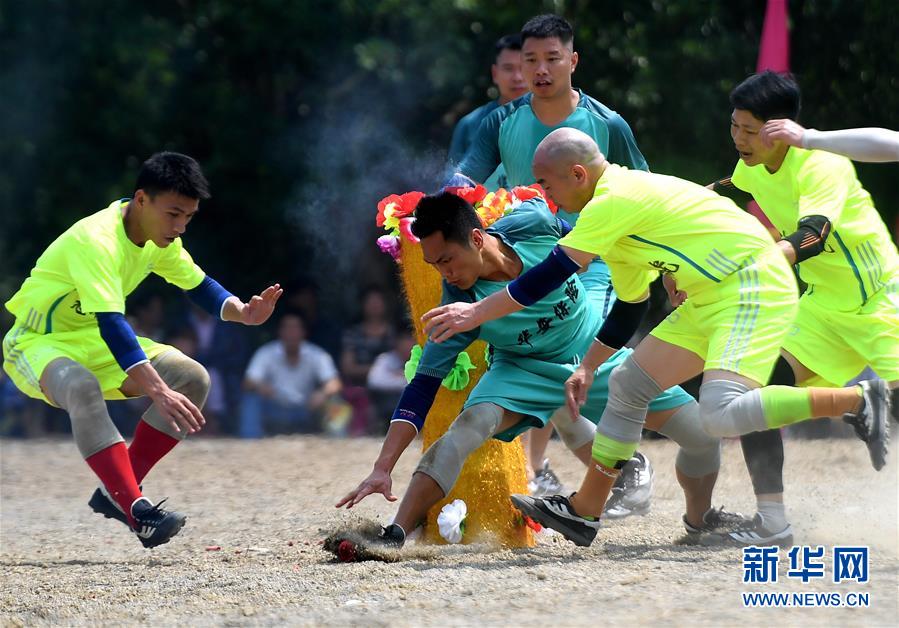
top-left (129, 420), bottom-right (180, 484)
top-left (85, 443), bottom-right (142, 526)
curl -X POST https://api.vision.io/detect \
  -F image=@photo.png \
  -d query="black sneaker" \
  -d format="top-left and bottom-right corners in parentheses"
top-left (842, 379), bottom-right (891, 471)
top-left (131, 498), bottom-right (187, 549)
top-left (528, 459), bottom-right (566, 498)
top-left (699, 514), bottom-right (794, 548)
top-left (88, 486), bottom-right (130, 527)
top-left (511, 493), bottom-right (601, 547)
top-left (603, 452), bottom-right (653, 519)
top-left (683, 506), bottom-right (752, 537)
top-left (324, 523), bottom-right (405, 563)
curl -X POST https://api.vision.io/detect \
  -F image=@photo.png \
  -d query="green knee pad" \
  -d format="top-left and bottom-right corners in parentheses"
top-left (591, 432), bottom-right (639, 469)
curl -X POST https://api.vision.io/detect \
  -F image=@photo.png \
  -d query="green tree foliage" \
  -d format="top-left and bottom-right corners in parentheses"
top-left (1, 0), bottom-right (895, 314)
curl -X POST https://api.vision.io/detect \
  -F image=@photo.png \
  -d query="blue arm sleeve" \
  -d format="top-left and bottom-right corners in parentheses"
top-left (391, 374), bottom-right (443, 433)
top-left (96, 312), bottom-right (148, 371)
top-left (186, 275), bottom-right (235, 320)
top-left (507, 245), bottom-right (581, 307)
top-left (594, 298), bottom-right (649, 349)
top-left (557, 218), bottom-right (573, 236)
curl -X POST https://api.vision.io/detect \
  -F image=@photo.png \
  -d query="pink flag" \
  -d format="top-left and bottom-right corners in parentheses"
top-left (747, 0), bottom-right (790, 230)
top-left (757, 0), bottom-right (790, 73)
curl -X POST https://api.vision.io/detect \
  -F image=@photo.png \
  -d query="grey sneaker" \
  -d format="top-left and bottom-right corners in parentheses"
top-left (603, 452), bottom-right (653, 519)
top-left (683, 506), bottom-right (752, 537)
top-left (699, 513), bottom-right (794, 547)
top-left (511, 493), bottom-right (601, 547)
top-left (843, 379), bottom-right (891, 471)
top-left (529, 459), bottom-right (566, 498)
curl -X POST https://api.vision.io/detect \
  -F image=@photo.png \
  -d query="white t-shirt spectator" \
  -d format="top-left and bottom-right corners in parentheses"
top-left (366, 351), bottom-right (408, 392)
top-left (245, 340), bottom-right (338, 406)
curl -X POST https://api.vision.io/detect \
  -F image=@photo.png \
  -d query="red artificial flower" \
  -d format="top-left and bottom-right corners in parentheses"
top-left (514, 183), bottom-right (558, 213)
top-left (376, 194), bottom-right (401, 227)
top-left (397, 191), bottom-right (425, 215)
top-left (449, 184), bottom-right (488, 206)
top-left (376, 191), bottom-right (425, 227)
top-left (511, 185), bottom-right (541, 201)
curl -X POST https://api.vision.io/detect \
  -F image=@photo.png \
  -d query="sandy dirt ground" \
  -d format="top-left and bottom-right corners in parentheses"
top-left (1, 434), bottom-right (897, 626)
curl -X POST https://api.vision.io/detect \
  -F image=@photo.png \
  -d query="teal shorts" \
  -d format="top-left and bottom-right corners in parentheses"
top-left (464, 346), bottom-right (695, 442)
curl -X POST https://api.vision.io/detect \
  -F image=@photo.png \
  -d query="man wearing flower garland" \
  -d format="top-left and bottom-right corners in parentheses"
top-left (455, 14), bottom-right (657, 513)
top-left (335, 189), bottom-right (744, 550)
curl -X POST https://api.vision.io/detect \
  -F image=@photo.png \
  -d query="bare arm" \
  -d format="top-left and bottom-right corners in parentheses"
top-left (335, 421), bottom-right (418, 508)
top-left (422, 245), bottom-right (595, 342)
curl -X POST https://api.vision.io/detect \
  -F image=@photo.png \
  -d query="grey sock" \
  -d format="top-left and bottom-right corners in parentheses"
top-left (757, 500), bottom-right (788, 531)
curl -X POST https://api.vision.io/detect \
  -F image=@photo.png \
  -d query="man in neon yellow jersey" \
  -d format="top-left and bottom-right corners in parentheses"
top-left (422, 127), bottom-right (891, 547)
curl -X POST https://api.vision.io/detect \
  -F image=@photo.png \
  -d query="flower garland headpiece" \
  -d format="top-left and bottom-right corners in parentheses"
top-left (375, 184), bottom-right (556, 260)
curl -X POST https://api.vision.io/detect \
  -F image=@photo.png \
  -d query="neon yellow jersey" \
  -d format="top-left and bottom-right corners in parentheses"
top-left (559, 164), bottom-right (775, 303)
top-left (732, 147), bottom-right (899, 310)
top-left (5, 199), bottom-right (205, 334)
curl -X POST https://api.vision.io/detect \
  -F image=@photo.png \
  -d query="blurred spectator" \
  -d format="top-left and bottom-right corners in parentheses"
top-left (238, 310), bottom-right (342, 438)
top-left (341, 287), bottom-right (395, 434)
top-left (182, 302), bottom-right (251, 434)
top-left (283, 277), bottom-right (343, 363)
top-left (366, 329), bottom-right (416, 434)
top-left (1, 371), bottom-right (70, 437)
top-left (127, 290), bottom-right (166, 341)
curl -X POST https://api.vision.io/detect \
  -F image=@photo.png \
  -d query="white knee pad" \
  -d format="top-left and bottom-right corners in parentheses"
top-left (416, 403), bottom-right (503, 495)
top-left (141, 351), bottom-right (211, 440)
top-left (42, 358), bottom-right (123, 458)
top-left (657, 401), bottom-right (721, 478)
top-left (698, 379), bottom-right (768, 438)
top-left (596, 355), bottom-right (661, 444)
top-left (549, 407), bottom-right (595, 451)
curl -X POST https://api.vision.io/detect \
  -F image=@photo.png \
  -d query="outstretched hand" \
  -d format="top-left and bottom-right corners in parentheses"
top-left (422, 302), bottom-right (481, 343)
top-left (335, 468), bottom-right (396, 509)
top-left (239, 284), bottom-right (283, 325)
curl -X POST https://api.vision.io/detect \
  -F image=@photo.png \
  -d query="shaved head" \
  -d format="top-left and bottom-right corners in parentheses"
top-left (531, 128), bottom-right (608, 213)
top-left (534, 128), bottom-right (605, 169)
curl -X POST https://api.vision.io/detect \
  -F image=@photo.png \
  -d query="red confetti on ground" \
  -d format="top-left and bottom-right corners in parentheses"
top-left (336, 540), bottom-right (358, 562)
top-left (205, 546), bottom-right (222, 551)
top-left (287, 541), bottom-right (294, 546)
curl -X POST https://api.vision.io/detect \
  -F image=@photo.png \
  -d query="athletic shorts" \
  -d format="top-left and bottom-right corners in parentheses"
top-left (784, 273), bottom-right (899, 385)
top-left (2, 321), bottom-right (174, 404)
top-left (464, 346), bottom-right (695, 442)
top-left (649, 248), bottom-right (800, 385)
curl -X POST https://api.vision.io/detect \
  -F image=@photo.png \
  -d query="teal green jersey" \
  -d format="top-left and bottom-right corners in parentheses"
top-left (448, 100), bottom-right (500, 164)
top-left (458, 90), bottom-right (648, 189)
top-left (448, 100), bottom-right (507, 190)
top-left (416, 198), bottom-right (601, 378)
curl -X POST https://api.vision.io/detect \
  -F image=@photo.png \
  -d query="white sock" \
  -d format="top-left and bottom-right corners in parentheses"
top-left (756, 500), bottom-right (788, 531)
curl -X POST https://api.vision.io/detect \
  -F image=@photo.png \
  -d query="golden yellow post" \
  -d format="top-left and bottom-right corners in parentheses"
top-left (399, 238), bottom-right (534, 547)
